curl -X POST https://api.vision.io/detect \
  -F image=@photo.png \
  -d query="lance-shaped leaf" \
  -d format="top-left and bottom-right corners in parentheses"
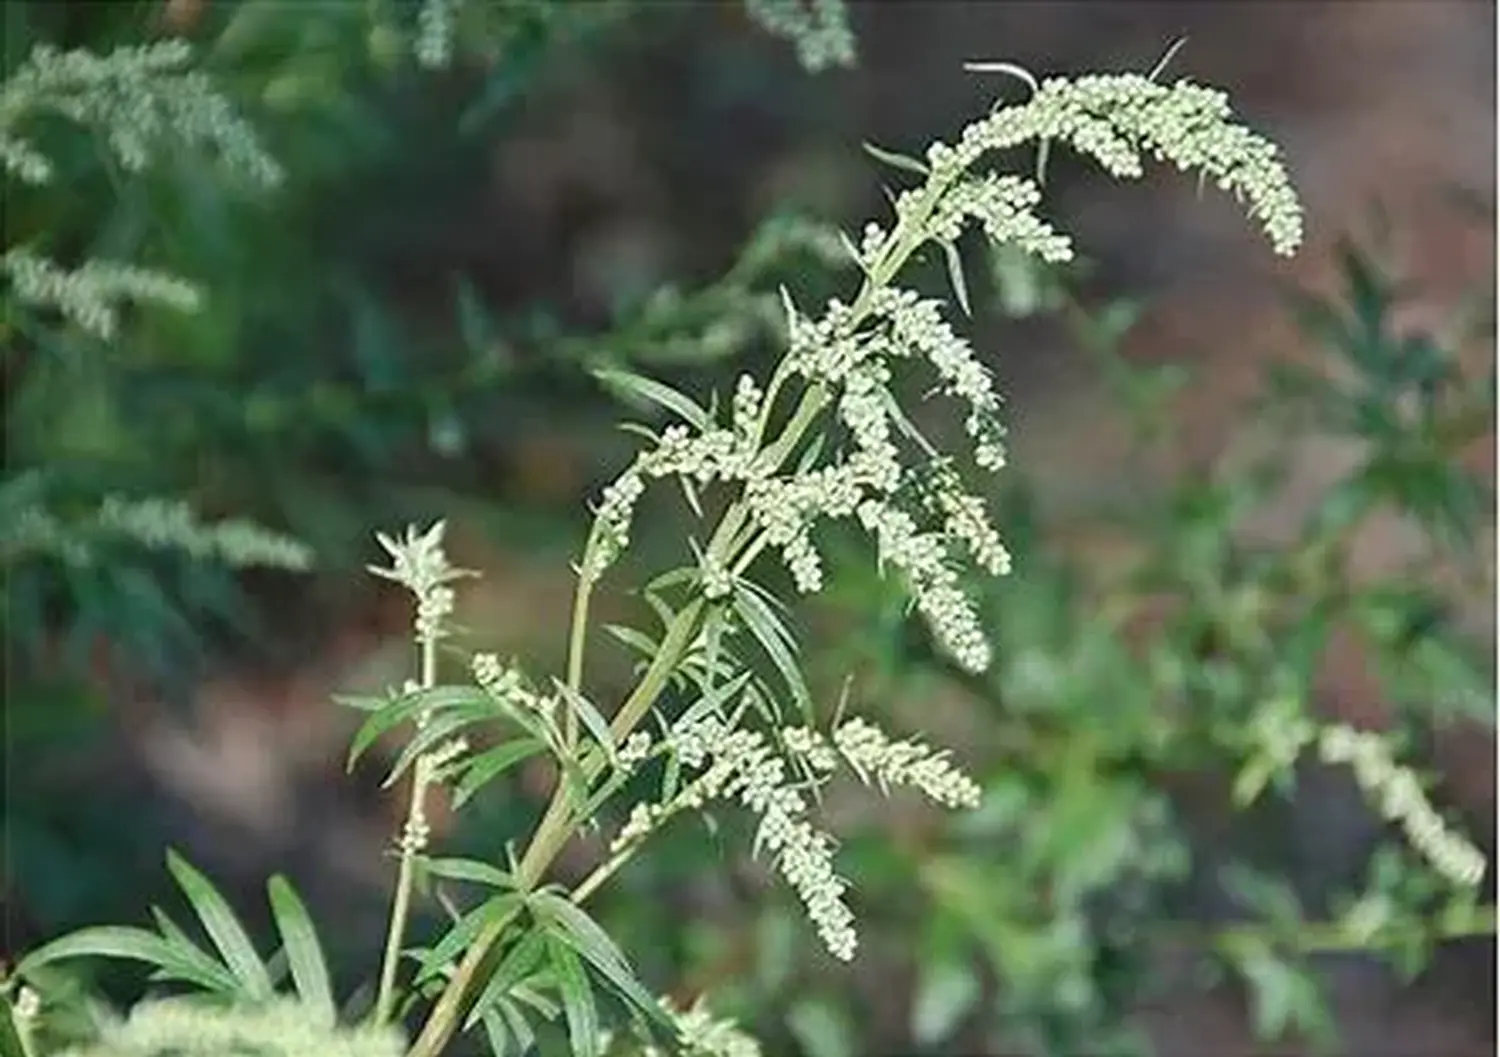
top-left (452, 739), bottom-right (546, 808)
top-left (593, 367), bottom-right (709, 429)
top-left (733, 582), bottom-right (813, 724)
top-left (267, 876), bottom-right (335, 1023)
top-left (166, 850), bottom-right (273, 1000)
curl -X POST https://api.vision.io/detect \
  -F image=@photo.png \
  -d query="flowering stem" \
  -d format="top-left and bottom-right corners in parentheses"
top-left (409, 160), bottom-right (959, 1055)
top-left (376, 631), bottom-right (439, 1025)
top-left (406, 599), bottom-right (705, 1057)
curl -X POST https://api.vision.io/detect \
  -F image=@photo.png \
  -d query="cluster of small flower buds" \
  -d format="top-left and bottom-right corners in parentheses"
top-left (665, 994), bottom-right (765, 1057)
top-left (1318, 724), bottom-right (1486, 888)
top-left (6, 493), bottom-right (312, 571)
top-left (2, 249), bottom-right (201, 341)
top-left (619, 731), bottom-right (654, 769)
top-left (701, 552), bottom-right (736, 600)
top-left (414, 0), bottom-right (459, 69)
top-left (732, 374), bottom-right (763, 443)
top-left (471, 653), bottom-right (557, 725)
top-left (71, 998), bottom-right (405, 1057)
top-left (931, 174), bottom-right (1073, 262)
top-left (785, 718), bottom-right (982, 809)
top-left (611, 802), bottom-right (659, 854)
top-left (944, 73), bottom-right (1302, 256)
top-left (368, 522), bottom-right (472, 647)
top-left (857, 500), bottom-right (991, 672)
top-left (671, 708), bottom-right (857, 960)
top-left (582, 469), bottom-right (646, 583)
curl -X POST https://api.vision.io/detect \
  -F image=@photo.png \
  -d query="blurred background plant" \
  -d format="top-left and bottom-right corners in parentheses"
top-left (3, 1), bottom-right (1494, 1056)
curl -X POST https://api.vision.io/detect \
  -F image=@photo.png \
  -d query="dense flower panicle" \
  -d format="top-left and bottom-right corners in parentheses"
top-left (618, 731), bottom-right (655, 769)
top-left (1318, 725), bottom-right (1487, 888)
top-left (5, 494), bottom-right (312, 571)
top-left (0, 40), bottom-right (282, 189)
top-left (2, 249), bottom-right (201, 340)
top-left (857, 500), bottom-right (991, 672)
top-left (582, 467), bottom-right (646, 582)
top-left (829, 717), bottom-right (982, 808)
top-left (950, 74), bottom-right (1303, 256)
top-left (580, 70), bottom-right (1304, 670)
top-left (671, 709), bottom-right (857, 960)
top-left (732, 373), bottom-right (764, 443)
top-left (925, 470), bottom-right (1012, 576)
top-left (932, 174), bottom-right (1073, 262)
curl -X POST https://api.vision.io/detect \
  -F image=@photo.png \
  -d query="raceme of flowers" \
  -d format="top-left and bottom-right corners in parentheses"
top-left (1, 248), bottom-right (201, 341)
top-left (0, 40), bottom-right (282, 188)
top-left (1318, 724), bottom-right (1487, 888)
top-left (2, 493), bottom-right (313, 570)
top-left (610, 703), bottom-right (982, 961)
top-left (577, 71), bottom-right (1302, 673)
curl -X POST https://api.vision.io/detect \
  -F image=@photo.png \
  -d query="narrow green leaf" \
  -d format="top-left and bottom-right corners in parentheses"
top-left (267, 876), bottom-right (335, 1023)
top-left (861, 141), bottom-right (929, 176)
top-left (0, 993), bottom-right (27, 1057)
top-left (380, 705), bottom-right (487, 789)
top-left (679, 476), bottom-right (704, 519)
top-left (942, 240), bottom-right (972, 317)
top-left (481, 1008), bottom-right (512, 1057)
top-left (148, 907), bottom-right (239, 994)
top-left (496, 997), bottom-right (536, 1055)
top-left (602, 623), bottom-right (659, 659)
top-left (533, 892), bottom-right (668, 1025)
top-left (548, 936), bottom-right (601, 1057)
top-left (347, 685), bottom-right (492, 770)
top-left (453, 739), bottom-right (546, 808)
top-left (733, 585), bottom-right (812, 723)
top-left (552, 679), bottom-right (617, 765)
top-left (18, 926), bottom-right (186, 979)
top-left (593, 368), bottom-right (708, 429)
top-left (465, 930), bottom-right (549, 1031)
top-left (166, 851), bottom-right (273, 999)
top-left (418, 895), bottom-right (523, 986)
top-left (421, 858), bottom-right (518, 891)
top-left (331, 691), bottom-right (396, 713)
top-left (674, 671), bottom-right (752, 732)
top-left (643, 565), bottom-right (698, 595)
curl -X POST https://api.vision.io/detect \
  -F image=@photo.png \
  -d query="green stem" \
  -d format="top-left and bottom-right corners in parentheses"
top-left (405, 600), bottom-right (705, 1057)
top-left (376, 630), bottom-right (438, 1024)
